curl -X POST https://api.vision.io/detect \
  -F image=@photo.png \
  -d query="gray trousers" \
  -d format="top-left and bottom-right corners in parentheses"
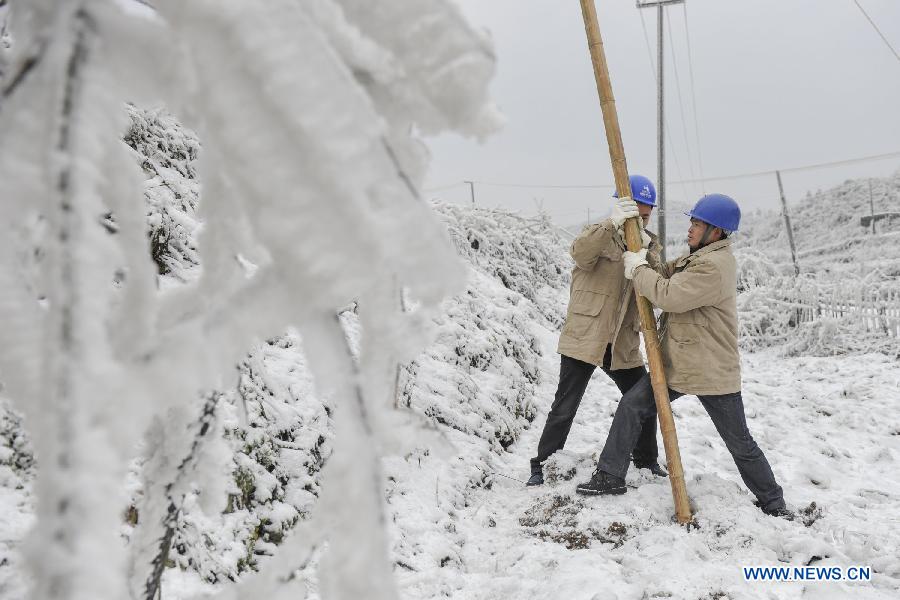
top-left (596, 374), bottom-right (786, 511)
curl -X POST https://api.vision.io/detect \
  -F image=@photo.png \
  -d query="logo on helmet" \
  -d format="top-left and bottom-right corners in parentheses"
top-left (640, 185), bottom-right (652, 199)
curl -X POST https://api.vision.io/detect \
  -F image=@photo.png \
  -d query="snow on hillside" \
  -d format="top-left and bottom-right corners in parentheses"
top-left (737, 170), bottom-right (900, 277)
top-left (732, 172), bottom-right (900, 358)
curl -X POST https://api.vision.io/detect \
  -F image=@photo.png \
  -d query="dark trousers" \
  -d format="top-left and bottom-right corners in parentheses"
top-left (596, 374), bottom-right (786, 511)
top-left (530, 347), bottom-right (658, 473)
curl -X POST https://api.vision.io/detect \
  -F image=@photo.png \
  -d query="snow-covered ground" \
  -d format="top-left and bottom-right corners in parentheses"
top-left (392, 340), bottom-right (900, 600)
top-left (4, 348), bottom-right (899, 600)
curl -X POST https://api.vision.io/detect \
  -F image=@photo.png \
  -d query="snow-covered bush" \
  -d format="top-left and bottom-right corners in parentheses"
top-left (123, 105), bottom-right (201, 281)
top-left (0, 401), bottom-right (33, 477)
top-left (401, 271), bottom-right (541, 451)
top-left (736, 247), bottom-right (779, 292)
top-left (735, 172), bottom-right (900, 357)
top-left (436, 205), bottom-right (571, 328)
top-left (170, 332), bottom-right (333, 582)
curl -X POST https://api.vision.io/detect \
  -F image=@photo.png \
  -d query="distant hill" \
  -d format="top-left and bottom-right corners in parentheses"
top-left (736, 170), bottom-right (900, 277)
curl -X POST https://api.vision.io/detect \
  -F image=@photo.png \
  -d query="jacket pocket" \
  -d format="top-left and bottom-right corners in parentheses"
top-left (664, 312), bottom-right (708, 373)
top-left (563, 290), bottom-right (608, 340)
top-left (570, 289), bottom-right (607, 316)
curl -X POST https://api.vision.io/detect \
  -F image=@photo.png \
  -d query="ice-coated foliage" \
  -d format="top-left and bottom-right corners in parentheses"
top-left (735, 173), bottom-right (900, 356)
top-left (123, 104), bottom-right (201, 281)
top-left (170, 332), bottom-right (333, 582)
top-left (159, 202), bottom-right (563, 582)
top-left (0, 401), bottom-right (33, 477)
top-left (436, 204), bottom-right (572, 328)
top-left (402, 270), bottom-right (542, 452)
top-left (0, 1), bottom-right (499, 600)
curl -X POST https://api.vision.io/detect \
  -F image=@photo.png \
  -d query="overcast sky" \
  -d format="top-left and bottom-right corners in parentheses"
top-left (423, 0), bottom-right (900, 228)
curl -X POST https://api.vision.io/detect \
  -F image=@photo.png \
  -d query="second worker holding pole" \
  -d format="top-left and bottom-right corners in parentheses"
top-left (575, 194), bottom-right (794, 520)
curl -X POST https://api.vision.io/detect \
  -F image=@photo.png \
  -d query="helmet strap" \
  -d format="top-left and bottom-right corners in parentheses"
top-left (693, 223), bottom-right (717, 252)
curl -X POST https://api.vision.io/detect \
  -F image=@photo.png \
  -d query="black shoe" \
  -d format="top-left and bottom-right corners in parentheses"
top-left (765, 507), bottom-right (796, 521)
top-left (526, 472), bottom-right (544, 487)
top-left (575, 469), bottom-right (626, 496)
top-left (633, 460), bottom-right (668, 477)
top-left (755, 500), bottom-right (795, 521)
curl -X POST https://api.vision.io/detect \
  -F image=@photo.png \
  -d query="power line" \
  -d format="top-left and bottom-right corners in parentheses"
top-left (666, 9), bottom-right (699, 194)
top-left (423, 182), bottom-right (465, 193)
top-left (637, 6), bottom-right (691, 204)
top-left (682, 2), bottom-right (706, 194)
top-left (638, 9), bottom-right (658, 84)
top-left (467, 181), bottom-right (614, 190)
top-left (424, 149), bottom-right (900, 192)
top-left (852, 0), bottom-right (900, 66)
top-left (673, 149), bottom-right (900, 184)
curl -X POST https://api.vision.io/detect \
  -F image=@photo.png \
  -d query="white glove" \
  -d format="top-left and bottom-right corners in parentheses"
top-left (623, 248), bottom-right (648, 280)
top-left (610, 197), bottom-right (640, 228)
top-left (616, 225), bottom-right (652, 248)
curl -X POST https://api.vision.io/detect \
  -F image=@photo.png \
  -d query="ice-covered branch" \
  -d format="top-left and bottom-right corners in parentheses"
top-left (128, 394), bottom-right (226, 600)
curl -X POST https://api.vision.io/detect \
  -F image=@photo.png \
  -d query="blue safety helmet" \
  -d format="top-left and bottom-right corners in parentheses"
top-left (685, 193), bottom-right (741, 232)
top-left (613, 174), bottom-right (657, 207)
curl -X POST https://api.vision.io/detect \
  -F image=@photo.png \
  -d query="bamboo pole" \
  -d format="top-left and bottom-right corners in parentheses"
top-left (578, 0), bottom-right (692, 524)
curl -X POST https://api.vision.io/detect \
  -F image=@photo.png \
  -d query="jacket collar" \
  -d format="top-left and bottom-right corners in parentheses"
top-left (675, 237), bottom-right (732, 268)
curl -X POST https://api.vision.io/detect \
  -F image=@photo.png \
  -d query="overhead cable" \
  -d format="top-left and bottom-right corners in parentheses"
top-left (852, 0), bottom-right (900, 66)
top-left (682, 3), bottom-right (706, 193)
top-left (424, 149), bottom-right (900, 192)
top-left (666, 9), bottom-right (699, 193)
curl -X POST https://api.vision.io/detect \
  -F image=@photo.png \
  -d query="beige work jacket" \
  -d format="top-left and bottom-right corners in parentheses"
top-left (632, 238), bottom-right (741, 395)
top-left (557, 219), bottom-right (662, 370)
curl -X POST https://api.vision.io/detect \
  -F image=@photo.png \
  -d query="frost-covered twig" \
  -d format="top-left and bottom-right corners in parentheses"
top-left (129, 394), bottom-right (223, 600)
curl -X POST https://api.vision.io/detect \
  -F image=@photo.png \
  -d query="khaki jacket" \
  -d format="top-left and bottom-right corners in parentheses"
top-left (632, 238), bottom-right (741, 395)
top-left (557, 219), bottom-right (662, 370)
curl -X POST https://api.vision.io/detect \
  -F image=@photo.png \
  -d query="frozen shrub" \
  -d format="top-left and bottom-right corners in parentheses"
top-left (123, 105), bottom-right (201, 281)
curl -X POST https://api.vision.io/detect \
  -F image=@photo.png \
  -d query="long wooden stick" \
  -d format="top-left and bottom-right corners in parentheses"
top-left (578, 0), bottom-right (692, 524)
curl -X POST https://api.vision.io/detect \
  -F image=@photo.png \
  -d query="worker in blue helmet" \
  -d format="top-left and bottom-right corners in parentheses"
top-left (684, 193), bottom-right (741, 251)
top-left (576, 193), bottom-right (793, 520)
top-left (615, 174), bottom-right (658, 208)
top-left (528, 174), bottom-right (666, 486)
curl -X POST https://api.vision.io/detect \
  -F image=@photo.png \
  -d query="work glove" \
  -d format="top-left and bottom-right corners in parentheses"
top-left (610, 197), bottom-right (640, 228)
top-left (623, 248), bottom-right (648, 280)
top-left (616, 224), bottom-right (651, 248)
top-left (640, 228), bottom-right (651, 249)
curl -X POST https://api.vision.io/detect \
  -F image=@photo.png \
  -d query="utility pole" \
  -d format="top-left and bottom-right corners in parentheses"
top-left (637, 0), bottom-right (684, 263)
top-left (775, 170), bottom-right (800, 276)
top-left (464, 180), bottom-right (476, 205)
top-left (867, 179), bottom-right (877, 234)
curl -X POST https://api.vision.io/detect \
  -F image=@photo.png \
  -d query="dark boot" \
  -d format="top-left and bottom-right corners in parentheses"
top-left (633, 459), bottom-right (668, 477)
top-left (763, 506), bottom-right (796, 521)
top-left (526, 471), bottom-right (544, 487)
top-left (754, 500), bottom-right (795, 521)
top-left (575, 469), bottom-right (626, 496)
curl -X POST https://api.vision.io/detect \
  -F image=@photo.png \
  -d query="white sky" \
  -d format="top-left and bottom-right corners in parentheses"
top-left (423, 0), bottom-right (900, 227)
